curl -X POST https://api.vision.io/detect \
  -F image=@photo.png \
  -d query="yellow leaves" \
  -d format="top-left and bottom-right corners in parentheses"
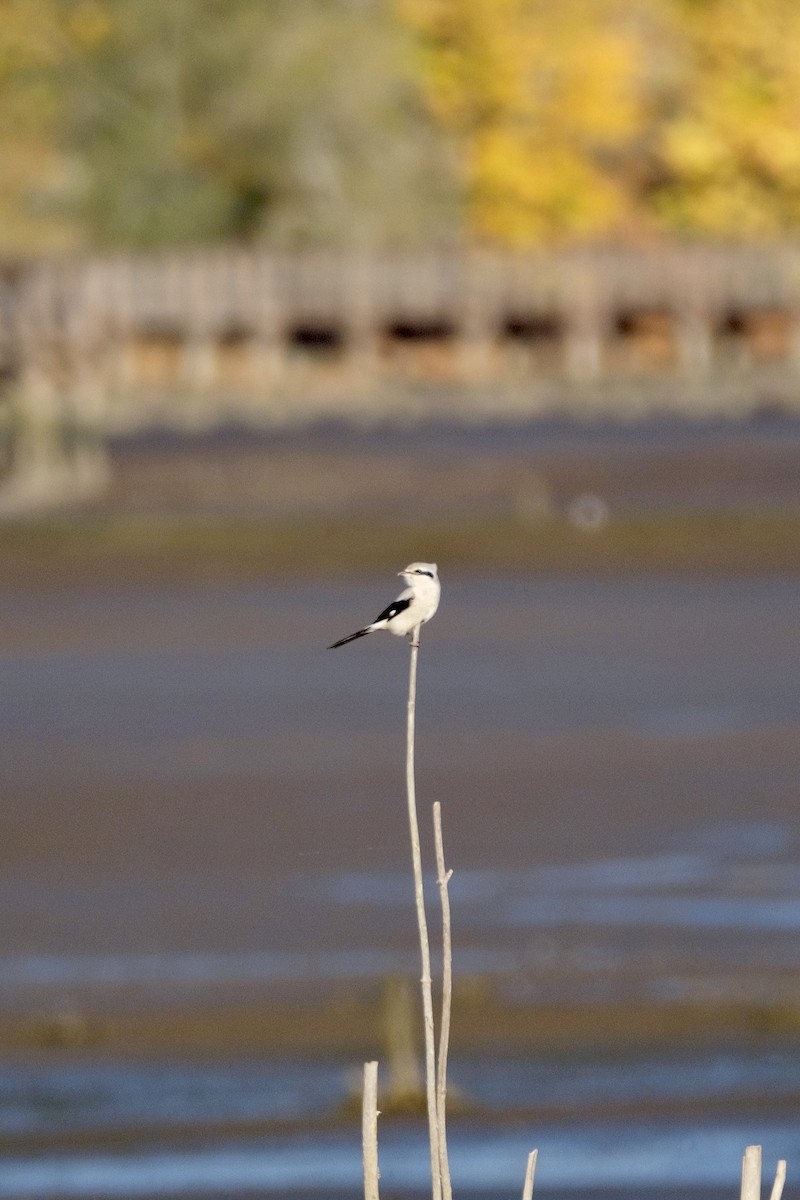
top-left (655, 175), bottom-right (783, 238)
top-left (0, 0), bottom-right (108, 82)
top-left (559, 29), bottom-right (641, 143)
top-left (399, 0), bottom-right (648, 243)
top-left (0, 0), bottom-right (63, 71)
top-left (401, 0), bottom-right (800, 243)
top-left (67, 1), bottom-right (113, 48)
top-left (472, 130), bottom-right (627, 243)
top-left (654, 0), bottom-right (800, 235)
top-left (397, 0), bottom-right (533, 126)
top-left (755, 128), bottom-right (800, 188)
top-left (661, 118), bottom-right (733, 181)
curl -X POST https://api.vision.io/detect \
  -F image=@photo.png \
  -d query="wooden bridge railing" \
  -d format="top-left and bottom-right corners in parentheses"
top-left (1, 243), bottom-right (800, 510)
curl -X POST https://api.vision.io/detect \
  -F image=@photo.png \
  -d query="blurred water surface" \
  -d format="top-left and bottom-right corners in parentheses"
top-left (0, 1111), bottom-right (797, 1198)
top-left (1, 575), bottom-right (800, 1007)
top-left (1, 572), bottom-right (800, 1195)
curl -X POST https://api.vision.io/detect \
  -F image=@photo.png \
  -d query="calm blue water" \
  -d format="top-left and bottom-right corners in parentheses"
top-left (0, 1053), bottom-right (797, 1197)
top-left (2, 1051), bottom-right (799, 1136)
top-left (0, 1119), bottom-right (795, 1197)
top-left (3, 831), bottom-right (800, 1006)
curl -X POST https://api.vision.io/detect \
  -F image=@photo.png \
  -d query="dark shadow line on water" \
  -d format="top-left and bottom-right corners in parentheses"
top-left (2, 1091), bottom-right (798, 1157)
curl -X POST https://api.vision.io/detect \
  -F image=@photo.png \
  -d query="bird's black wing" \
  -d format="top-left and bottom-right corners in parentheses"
top-left (373, 596), bottom-right (412, 624)
top-left (328, 596), bottom-right (413, 649)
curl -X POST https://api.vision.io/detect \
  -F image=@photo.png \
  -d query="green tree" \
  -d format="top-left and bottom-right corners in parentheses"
top-left (1, 0), bottom-right (456, 252)
top-left (0, 0), bottom-right (87, 252)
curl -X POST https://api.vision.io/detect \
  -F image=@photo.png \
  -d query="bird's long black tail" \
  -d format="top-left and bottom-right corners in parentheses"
top-left (328, 626), bottom-right (371, 649)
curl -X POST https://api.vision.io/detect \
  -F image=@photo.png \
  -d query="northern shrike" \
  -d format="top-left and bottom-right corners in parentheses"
top-left (329, 562), bottom-right (440, 648)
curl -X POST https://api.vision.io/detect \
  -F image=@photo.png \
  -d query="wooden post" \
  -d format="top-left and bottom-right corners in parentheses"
top-left (7, 265), bottom-right (69, 504)
top-left (677, 309), bottom-right (714, 376)
top-left (564, 308), bottom-right (604, 381)
top-left (382, 975), bottom-right (424, 1103)
top-left (347, 252), bottom-right (380, 385)
top-left (458, 253), bottom-right (496, 385)
top-left (105, 255), bottom-right (138, 392)
top-left (561, 257), bottom-right (606, 382)
top-left (250, 252), bottom-right (286, 391)
top-left (181, 254), bottom-right (217, 391)
top-left (63, 260), bottom-right (111, 498)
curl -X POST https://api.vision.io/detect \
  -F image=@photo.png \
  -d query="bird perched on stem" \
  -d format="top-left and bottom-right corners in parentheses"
top-left (329, 563), bottom-right (440, 648)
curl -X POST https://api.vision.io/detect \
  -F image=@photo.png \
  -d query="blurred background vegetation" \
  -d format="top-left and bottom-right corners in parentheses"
top-left (3, 0), bottom-right (800, 256)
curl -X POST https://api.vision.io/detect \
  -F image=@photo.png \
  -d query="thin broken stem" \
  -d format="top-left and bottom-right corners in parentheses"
top-left (770, 1160), bottom-right (787, 1200)
top-left (522, 1149), bottom-right (538, 1200)
top-left (433, 801), bottom-right (453, 1200)
top-left (362, 1061), bottom-right (381, 1200)
top-left (741, 1145), bottom-right (762, 1200)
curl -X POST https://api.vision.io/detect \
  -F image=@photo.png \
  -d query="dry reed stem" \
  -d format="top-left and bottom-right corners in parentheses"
top-left (522, 1149), bottom-right (538, 1200)
top-left (406, 626), bottom-right (442, 1200)
top-left (742, 1145), bottom-right (762, 1200)
top-left (362, 1061), bottom-right (381, 1200)
top-left (433, 801), bottom-right (454, 1200)
top-left (770, 1160), bottom-right (787, 1200)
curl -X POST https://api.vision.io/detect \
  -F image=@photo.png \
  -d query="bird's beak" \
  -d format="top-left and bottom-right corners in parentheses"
top-left (397, 571), bottom-right (405, 577)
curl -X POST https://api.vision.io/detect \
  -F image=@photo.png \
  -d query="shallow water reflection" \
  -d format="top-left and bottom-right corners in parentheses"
top-left (2, 1050), bottom-right (800, 1136)
top-left (0, 1118), bottom-right (796, 1197)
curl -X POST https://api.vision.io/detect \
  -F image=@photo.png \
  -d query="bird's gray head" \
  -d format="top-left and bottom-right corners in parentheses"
top-left (399, 562), bottom-right (438, 581)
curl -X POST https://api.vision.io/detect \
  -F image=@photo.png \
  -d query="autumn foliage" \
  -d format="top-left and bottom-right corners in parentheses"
top-left (2, 0), bottom-right (800, 253)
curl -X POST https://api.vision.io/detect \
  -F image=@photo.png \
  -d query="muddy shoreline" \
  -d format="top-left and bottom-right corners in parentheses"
top-left (6, 994), bottom-right (800, 1057)
top-left (0, 509), bottom-right (799, 591)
